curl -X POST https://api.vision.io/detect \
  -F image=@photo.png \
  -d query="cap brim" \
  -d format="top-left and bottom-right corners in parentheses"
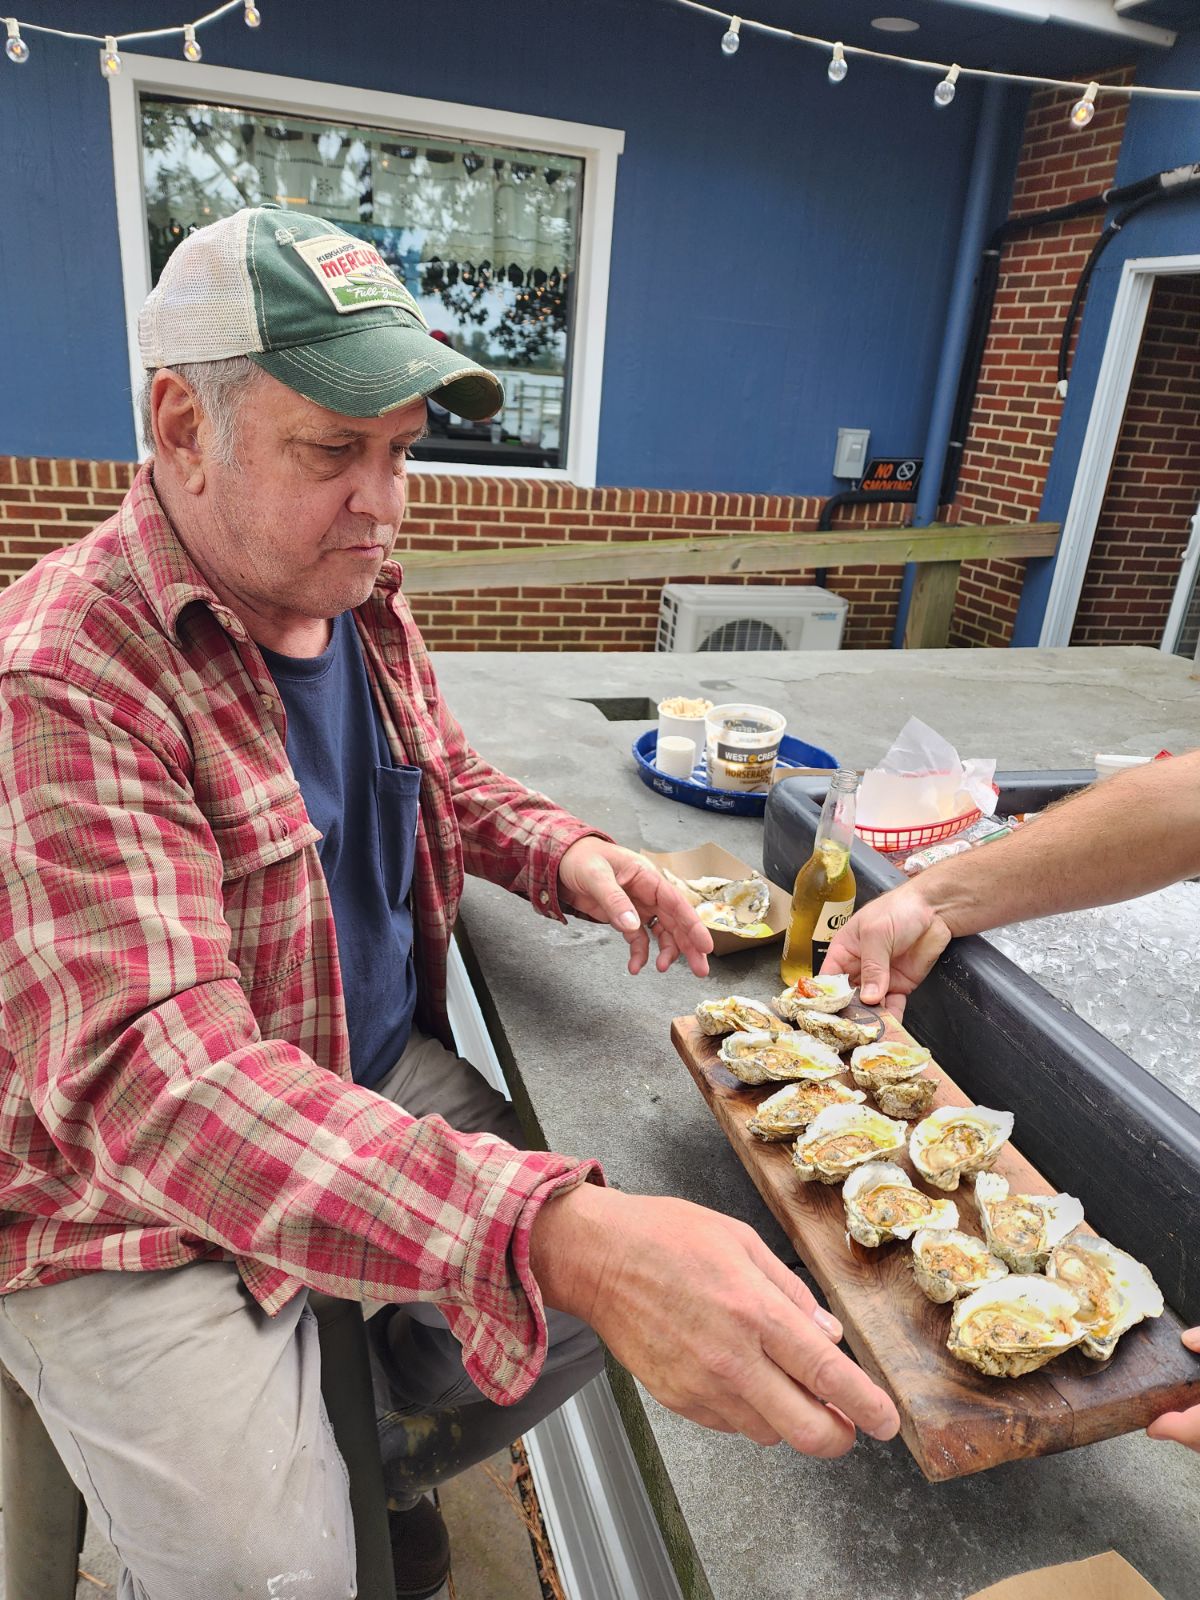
top-left (248, 324), bottom-right (504, 421)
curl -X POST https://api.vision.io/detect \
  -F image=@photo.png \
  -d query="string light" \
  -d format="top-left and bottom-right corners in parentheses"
top-left (827, 41), bottom-right (847, 85)
top-left (4, 18), bottom-right (29, 62)
top-left (720, 16), bottom-right (741, 56)
top-left (99, 34), bottom-right (121, 76)
top-left (1070, 81), bottom-right (1099, 128)
top-left (243, 1), bottom-right (261, 25)
top-left (182, 23), bottom-right (202, 61)
top-left (665, 0), bottom-right (1200, 114)
top-left (934, 64), bottom-right (960, 108)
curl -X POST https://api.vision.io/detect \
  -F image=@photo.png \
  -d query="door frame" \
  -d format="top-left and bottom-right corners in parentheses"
top-left (1039, 252), bottom-right (1200, 646)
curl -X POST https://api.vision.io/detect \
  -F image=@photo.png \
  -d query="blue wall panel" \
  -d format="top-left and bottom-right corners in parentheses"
top-left (2, 0), bottom-right (1014, 494)
top-left (1013, 27), bottom-right (1200, 643)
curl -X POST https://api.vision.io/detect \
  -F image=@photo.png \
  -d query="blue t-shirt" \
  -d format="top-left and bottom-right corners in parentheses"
top-left (261, 613), bottom-right (421, 1088)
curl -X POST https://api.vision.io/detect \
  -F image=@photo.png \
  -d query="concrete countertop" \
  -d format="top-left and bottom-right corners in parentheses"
top-left (432, 647), bottom-right (1200, 1600)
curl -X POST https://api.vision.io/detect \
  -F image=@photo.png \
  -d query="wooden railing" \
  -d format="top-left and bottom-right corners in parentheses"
top-left (400, 522), bottom-right (1060, 648)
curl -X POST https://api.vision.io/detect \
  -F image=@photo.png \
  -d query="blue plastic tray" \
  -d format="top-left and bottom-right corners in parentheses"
top-left (632, 730), bottom-right (837, 816)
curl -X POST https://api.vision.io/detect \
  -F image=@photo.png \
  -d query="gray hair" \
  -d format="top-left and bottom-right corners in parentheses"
top-left (138, 355), bottom-right (265, 467)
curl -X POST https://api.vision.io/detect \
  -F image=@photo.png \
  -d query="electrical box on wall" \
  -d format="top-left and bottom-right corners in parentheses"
top-left (833, 427), bottom-right (871, 479)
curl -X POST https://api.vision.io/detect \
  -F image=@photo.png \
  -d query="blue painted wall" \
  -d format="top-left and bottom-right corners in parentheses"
top-left (1012, 26), bottom-right (1200, 644)
top-left (0, 0), bottom-right (1023, 495)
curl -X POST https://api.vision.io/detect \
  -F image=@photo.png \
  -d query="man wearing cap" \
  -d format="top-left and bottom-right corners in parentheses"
top-left (0, 207), bottom-right (899, 1599)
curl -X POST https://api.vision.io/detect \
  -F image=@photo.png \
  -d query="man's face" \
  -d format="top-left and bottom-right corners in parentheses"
top-left (189, 373), bottom-right (428, 646)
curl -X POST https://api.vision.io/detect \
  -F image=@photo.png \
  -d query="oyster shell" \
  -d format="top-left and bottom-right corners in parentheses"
top-left (695, 995), bottom-right (790, 1038)
top-left (747, 1079), bottom-right (866, 1140)
top-left (874, 1075), bottom-right (938, 1121)
top-left (792, 1104), bottom-right (908, 1185)
top-left (1046, 1234), bottom-right (1164, 1360)
top-left (974, 1173), bottom-right (1084, 1274)
top-left (842, 1161), bottom-right (959, 1248)
top-left (781, 1007), bottom-right (884, 1053)
top-left (911, 1228), bottom-right (1009, 1304)
top-left (774, 973), bottom-right (855, 1016)
top-left (718, 1029), bottom-right (844, 1086)
top-left (909, 1105), bottom-right (1014, 1191)
top-left (849, 1041), bottom-right (932, 1091)
top-left (948, 1274), bottom-right (1086, 1377)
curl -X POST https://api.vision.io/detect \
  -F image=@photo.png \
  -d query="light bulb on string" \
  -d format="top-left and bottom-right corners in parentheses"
top-left (244, 1), bottom-right (262, 25)
top-left (1070, 82), bottom-right (1099, 128)
top-left (99, 36), bottom-right (122, 77)
top-left (720, 16), bottom-right (741, 56)
top-left (5, 19), bottom-right (30, 63)
top-left (828, 42), bottom-right (847, 84)
top-left (182, 24), bottom-right (202, 63)
top-left (934, 64), bottom-right (960, 107)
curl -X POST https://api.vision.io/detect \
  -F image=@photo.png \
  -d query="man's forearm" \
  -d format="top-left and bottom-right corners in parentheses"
top-left (915, 750), bottom-right (1200, 937)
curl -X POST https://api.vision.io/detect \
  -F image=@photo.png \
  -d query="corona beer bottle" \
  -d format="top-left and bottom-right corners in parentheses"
top-left (780, 769), bottom-right (859, 984)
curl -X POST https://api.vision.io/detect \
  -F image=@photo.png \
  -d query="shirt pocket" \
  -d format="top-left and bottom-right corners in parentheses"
top-left (375, 764), bottom-right (422, 909)
top-left (211, 786), bottom-right (322, 996)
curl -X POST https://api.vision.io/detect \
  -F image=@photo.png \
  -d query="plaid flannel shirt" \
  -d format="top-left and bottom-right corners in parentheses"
top-left (0, 465), bottom-right (603, 1405)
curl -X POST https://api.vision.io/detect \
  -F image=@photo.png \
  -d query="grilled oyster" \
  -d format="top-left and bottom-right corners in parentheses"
top-left (792, 1104), bottom-right (907, 1185)
top-left (974, 1173), bottom-right (1084, 1274)
top-left (1047, 1234), bottom-right (1164, 1360)
top-left (849, 1041), bottom-right (932, 1091)
top-left (842, 1162), bottom-right (959, 1248)
top-left (774, 973), bottom-right (855, 1016)
top-left (909, 1105), bottom-right (1014, 1192)
top-left (747, 1079), bottom-right (866, 1140)
top-left (695, 995), bottom-right (790, 1038)
top-left (718, 1029), bottom-right (844, 1086)
top-left (911, 1228), bottom-right (1009, 1304)
top-left (782, 1007), bottom-right (884, 1053)
top-left (875, 1075), bottom-right (939, 1121)
top-left (948, 1275), bottom-right (1086, 1377)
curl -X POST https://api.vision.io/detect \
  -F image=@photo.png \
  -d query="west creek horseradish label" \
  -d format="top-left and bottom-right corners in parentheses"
top-left (293, 235), bottom-right (425, 319)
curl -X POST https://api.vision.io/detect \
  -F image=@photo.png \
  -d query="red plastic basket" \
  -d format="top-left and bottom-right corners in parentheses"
top-left (854, 784), bottom-right (1000, 859)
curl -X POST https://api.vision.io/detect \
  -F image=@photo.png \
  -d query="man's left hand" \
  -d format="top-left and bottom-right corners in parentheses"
top-left (557, 840), bottom-right (712, 977)
top-left (1147, 1327), bottom-right (1200, 1452)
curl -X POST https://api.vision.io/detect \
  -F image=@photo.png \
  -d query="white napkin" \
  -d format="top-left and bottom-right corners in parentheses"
top-left (857, 717), bottom-right (997, 827)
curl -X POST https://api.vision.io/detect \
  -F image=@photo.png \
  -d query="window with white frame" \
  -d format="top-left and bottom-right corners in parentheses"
top-left (110, 57), bottom-right (622, 481)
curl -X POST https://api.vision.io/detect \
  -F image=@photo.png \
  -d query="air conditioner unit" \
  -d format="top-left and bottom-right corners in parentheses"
top-left (655, 584), bottom-right (848, 653)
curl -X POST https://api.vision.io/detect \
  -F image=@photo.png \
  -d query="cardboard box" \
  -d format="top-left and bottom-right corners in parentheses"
top-left (965, 1552), bottom-right (1164, 1600)
top-left (640, 842), bottom-right (790, 958)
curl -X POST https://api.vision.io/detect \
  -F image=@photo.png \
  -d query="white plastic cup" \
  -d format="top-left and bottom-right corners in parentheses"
top-left (656, 735), bottom-right (698, 779)
top-left (657, 697), bottom-right (712, 757)
top-left (704, 703), bottom-right (787, 792)
top-left (1093, 752), bottom-right (1153, 781)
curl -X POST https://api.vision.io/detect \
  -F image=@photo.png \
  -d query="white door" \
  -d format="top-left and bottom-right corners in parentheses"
top-left (1161, 504), bottom-right (1200, 659)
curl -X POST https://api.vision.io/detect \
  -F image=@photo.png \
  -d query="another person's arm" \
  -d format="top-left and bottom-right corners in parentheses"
top-left (825, 750), bottom-right (1200, 1015)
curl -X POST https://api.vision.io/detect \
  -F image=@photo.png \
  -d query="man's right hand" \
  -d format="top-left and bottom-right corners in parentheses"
top-left (822, 881), bottom-right (955, 1020)
top-left (530, 1182), bottom-right (900, 1457)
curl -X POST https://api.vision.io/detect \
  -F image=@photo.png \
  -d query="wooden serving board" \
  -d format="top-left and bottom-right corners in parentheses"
top-left (673, 1008), bottom-right (1200, 1481)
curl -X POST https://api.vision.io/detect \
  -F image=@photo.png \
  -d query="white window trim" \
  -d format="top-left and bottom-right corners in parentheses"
top-left (1039, 252), bottom-right (1200, 647)
top-left (108, 54), bottom-right (624, 486)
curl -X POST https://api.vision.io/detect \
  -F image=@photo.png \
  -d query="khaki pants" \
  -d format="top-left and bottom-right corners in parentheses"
top-left (0, 1031), bottom-right (602, 1599)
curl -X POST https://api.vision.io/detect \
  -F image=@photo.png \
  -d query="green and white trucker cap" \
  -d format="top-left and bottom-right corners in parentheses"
top-left (138, 205), bottom-right (503, 420)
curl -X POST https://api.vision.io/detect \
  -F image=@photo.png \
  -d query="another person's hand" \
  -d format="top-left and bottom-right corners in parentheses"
top-left (558, 839), bottom-right (712, 977)
top-left (531, 1183), bottom-right (900, 1456)
top-left (822, 881), bottom-right (954, 1019)
top-left (1147, 1328), bottom-right (1200, 1451)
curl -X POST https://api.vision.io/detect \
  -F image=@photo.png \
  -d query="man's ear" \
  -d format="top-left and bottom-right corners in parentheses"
top-left (151, 370), bottom-right (207, 494)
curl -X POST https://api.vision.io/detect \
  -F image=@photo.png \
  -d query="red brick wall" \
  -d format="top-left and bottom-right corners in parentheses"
top-left (947, 76), bottom-right (1131, 647)
top-left (1, 456), bottom-right (910, 650)
top-left (1069, 276), bottom-right (1200, 646)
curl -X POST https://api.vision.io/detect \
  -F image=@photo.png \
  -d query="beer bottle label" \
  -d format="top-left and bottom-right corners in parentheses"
top-left (811, 898), bottom-right (855, 969)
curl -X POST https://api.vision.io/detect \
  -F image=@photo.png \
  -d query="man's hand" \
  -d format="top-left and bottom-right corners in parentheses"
top-left (531, 1183), bottom-right (900, 1456)
top-left (558, 839), bottom-right (712, 977)
top-left (1147, 1328), bottom-right (1200, 1451)
top-left (822, 881), bottom-right (954, 1019)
